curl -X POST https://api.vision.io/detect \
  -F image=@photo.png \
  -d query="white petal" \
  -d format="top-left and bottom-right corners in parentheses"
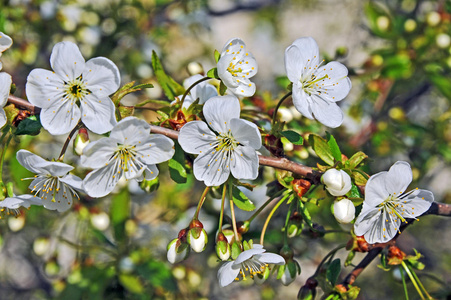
top-left (59, 174), bottom-right (84, 191)
top-left (17, 149), bottom-right (73, 176)
top-left (144, 164), bottom-right (159, 180)
top-left (83, 57), bottom-right (121, 96)
top-left (199, 84), bottom-right (218, 104)
top-left (203, 95), bottom-right (240, 133)
top-left (135, 134), bottom-right (174, 165)
top-left (221, 38), bottom-right (246, 57)
top-left (385, 161), bottom-right (412, 195)
top-left (178, 121), bottom-right (217, 155)
top-left (218, 261), bottom-right (240, 287)
top-left (0, 72), bottom-right (12, 107)
top-left (401, 189), bottom-right (434, 217)
top-left (227, 78), bottom-right (256, 97)
top-left (364, 172), bottom-right (390, 207)
top-left (365, 209), bottom-right (400, 244)
top-left (50, 41), bottom-right (85, 80)
top-left (0, 33), bottom-right (13, 53)
top-left (80, 94), bottom-right (116, 134)
top-left (83, 163), bottom-right (122, 198)
top-left (290, 37), bottom-right (320, 65)
top-left (183, 74), bottom-right (204, 90)
top-left (109, 117), bottom-right (150, 145)
top-left (39, 101), bottom-right (81, 135)
top-left (0, 195), bottom-right (42, 209)
top-left (353, 206), bottom-right (381, 236)
top-left (284, 44), bottom-right (304, 83)
top-left (0, 109), bottom-right (5, 128)
top-left (255, 253), bottom-right (286, 265)
top-left (217, 55), bottom-right (239, 88)
top-left (230, 145), bottom-right (259, 181)
top-left (81, 138), bottom-right (117, 168)
top-left (229, 118), bottom-right (261, 149)
top-left (193, 150), bottom-right (230, 186)
top-left (26, 69), bottom-right (66, 109)
top-left (234, 248), bottom-right (266, 264)
top-left (310, 95), bottom-right (344, 128)
top-left (292, 85), bottom-right (314, 119)
top-left (314, 61), bottom-right (351, 102)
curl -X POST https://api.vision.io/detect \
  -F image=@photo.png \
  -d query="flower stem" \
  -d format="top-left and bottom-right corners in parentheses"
top-left (402, 261), bottom-right (425, 300)
top-left (58, 123), bottom-right (83, 161)
top-left (246, 190), bottom-right (285, 224)
top-left (218, 184), bottom-right (227, 233)
top-left (179, 77), bottom-right (210, 108)
top-left (259, 193), bottom-right (290, 245)
top-left (400, 266), bottom-right (410, 300)
top-left (283, 200), bottom-right (295, 245)
top-left (409, 263), bottom-right (433, 300)
top-left (0, 132), bottom-right (13, 180)
top-left (313, 244), bottom-right (347, 277)
top-left (194, 186), bottom-right (210, 220)
top-left (271, 91), bottom-right (292, 126)
top-left (228, 181), bottom-right (240, 242)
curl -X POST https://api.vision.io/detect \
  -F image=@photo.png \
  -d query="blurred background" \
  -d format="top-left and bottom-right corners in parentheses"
top-left (1, 0), bottom-right (451, 299)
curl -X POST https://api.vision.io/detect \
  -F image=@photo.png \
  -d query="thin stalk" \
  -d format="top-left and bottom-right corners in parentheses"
top-left (402, 261), bottom-right (425, 300)
top-left (228, 181), bottom-right (239, 242)
top-left (246, 189), bottom-right (286, 224)
top-left (313, 244), bottom-right (347, 277)
top-left (0, 133), bottom-right (13, 180)
top-left (410, 264), bottom-right (433, 300)
top-left (400, 266), bottom-right (410, 300)
top-left (218, 184), bottom-right (227, 233)
top-left (179, 77), bottom-right (210, 108)
top-left (283, 200), bottom-right (295, 245)
top-left (194, 186), bottom-right (210, 220)
top-left (259, 193), bottom-right (290, 245)
top-left (0, 129), bottom-right (9, 145)
top-left (58, 123), bottom-right (83, 161)
top-left (271, 91), bottom-right (292, 125)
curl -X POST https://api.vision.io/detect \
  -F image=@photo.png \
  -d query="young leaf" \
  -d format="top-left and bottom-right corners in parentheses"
top-left (168, 142), bottom-right (187, 184)
top-left (151, 50), bottom-right (184, 100)
top-left (219, 81), bottom-right (227, 96)
top-left (214, 49), bottom-right (221, 63)
top-left (326, 132), bottom-right (342, 162)
top-left (282, 130), bottom-right (304, 145)
top-left (308, 134), bottom-right (334, 166)
top-left (15, 115), bottom-right (42, 136)
top-left (207, 67), bottom-right (219, 79)
top-left (326, 259), bottom-right (341, 286)
top-left (232, 187), bottom-right (256, 211)
top-left (348, 151), bottom-right (368, 169)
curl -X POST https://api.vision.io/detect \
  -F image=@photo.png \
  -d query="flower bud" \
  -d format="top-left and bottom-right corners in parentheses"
top-left (298, 278), bottom-right (318, 300)
top-left (167, 238), bottom-right (190, 264)
top-left (188, 227), bottom-right (208, 253)
top-left (322, 169), bottom-right (352, 196)
top-left (216, 240), bottom-right (231, 261)
top-left (73, 128), bottom-right (90, 155)
top-left (292, 179), bottom-right (312, 198)
top-left (333, 199), bottom-right (355, 224)
top-left (280, 260), bottom-right (301, 286)
top-left (254, 265), bottom-right (271, 284)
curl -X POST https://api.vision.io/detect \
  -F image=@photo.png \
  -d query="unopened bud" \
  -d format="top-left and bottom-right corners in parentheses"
top-left (280, 260), bottom-right (301, 286)
top-left (188, 227), bottom-right (208, 253)
top-left (322, 169), bottom-right (352, 197)
top-left (333, 199), bottom-right (355, 224)
top-left (73, 128), bottom-right (90, 155)
top-left (292, 179), bottom-right (311, 198)
top-left (216, 240), bottom-right (231, 261)
top-left (167, 238), bottom-right (190, 264)
top-left (298, 278), bottom-right (318, 300)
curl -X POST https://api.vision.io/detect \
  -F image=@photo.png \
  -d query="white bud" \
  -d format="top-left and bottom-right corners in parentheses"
top-left (322, 169), bottom-right (352, 196)
top-left (280, 261), bottom-right (300, 286)
top-left (188, 228), bottom-right (208, 253)
top-left (333, 199), bottom-right (356, 224)
top-left (90, 212), bottom-right (110, 231)
top-left (167, 239), bottom-right (189, 264)
top-left (278, 107), bottom-right (293, 123)
top-left (436, 33), bottom-right (451, 49)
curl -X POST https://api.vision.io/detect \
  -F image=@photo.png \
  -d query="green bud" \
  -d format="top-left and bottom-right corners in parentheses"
top-left (216, 240), bottom-right (231, 261)
top-left (231, 242), bottom-right (242, 260)
top-left (73, 128), bottom-right (90, 156)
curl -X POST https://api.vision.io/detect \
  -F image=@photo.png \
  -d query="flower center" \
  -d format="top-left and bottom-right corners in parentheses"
top-left (64, 76), bottom-right (90, 103)
top-left (299, 58), bottom-right (329, 96)
top-left (235, 258), bottom-right (269, 281)
top-left (216, 132), bottom-right (238, 152)
top-left (110, 144), bottom-right (143, 177)
top-left (27, 174), bottom-right (79, 205)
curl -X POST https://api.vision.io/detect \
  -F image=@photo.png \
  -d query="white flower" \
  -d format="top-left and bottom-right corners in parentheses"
top-left (217, 38), bottom-right (258, 97)
top-left (322, 169), bottom-right (352, 196)
top-left (0, 32), bottom-right (13, 71)
top-left (176, 74), bottom-right (217, 109)
top-left (167, 238), bottom-right (190, 264)
top-left (178, 95), bottom-right (261, 187)
top-left (333, 198), bottom-right (355, 224)
top-left (188, 227), bottom-right (208, 253)
top-left (17, 150), bottom-right (83, 212)
top-left (0, 195), bottom-right (42, 217)
top-left (81, 117), bottom-right (175, 198)
top-left (26, 41), bottom-right (120, 135)
top-left (0, 72), bottom-right (12, 128)
top-left (284, 37), bottom-right (352, 128)
top-left (354, 161), bottom-right (434, 244)
top-left (217, 244), bottom-right (285, 287)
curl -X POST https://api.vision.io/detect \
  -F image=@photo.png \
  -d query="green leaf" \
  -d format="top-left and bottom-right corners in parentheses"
top-left (168, 142), bottom-right (187, 184)
top-left (207, 67), bottom-right (219, 79)
top-left (214, 49), bottom-right (221, 63)
top-left (118, 105), bottom-right (134, 119)
top-left (348, 151), bottom-right (368, 169)
top-left (3, 104), bottom-right (19, 125)
top-left (326, 259), bottom-right (341, 286)
top-left (219, 81), bottom-right (227, 96)
top-left (110, 188), bottom-right (130, 242)
top-left (299, 201), bottom-right (315, 230)
top-left (351, 170), bottom-right (368, 186)
top-left (119, 274), bottom-right (144, 294)
top-left (326, 132), bottom-right (342, 162)
top-left (347, 183), bottom-right (361, 199)
top-left (428, 73), bottom-right (451, 100)
top-left (151, 50), bottom-right (184, 100)
top-left (132, 83), bottom-right (154, 90)
top-left (232, 187), bottom-right (256, 211)
top-left (308, 134), bottom-right (334, 166)
top-left (134, 99), bottom-right (170, 108)
top-left (15, 115), bottom-right (42, 136)
top-left (140, 177), bottom-right (160, 193)
top-left (282, 130), bottom-right (304, 145)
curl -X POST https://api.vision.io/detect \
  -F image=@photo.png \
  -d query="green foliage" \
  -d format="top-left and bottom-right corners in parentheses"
top-left (15, 115), bottom-right (42, 136)
top-left (232, 186), bottom-right (256, 211)
top-left (151, 51), bottom-right (184, 100)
